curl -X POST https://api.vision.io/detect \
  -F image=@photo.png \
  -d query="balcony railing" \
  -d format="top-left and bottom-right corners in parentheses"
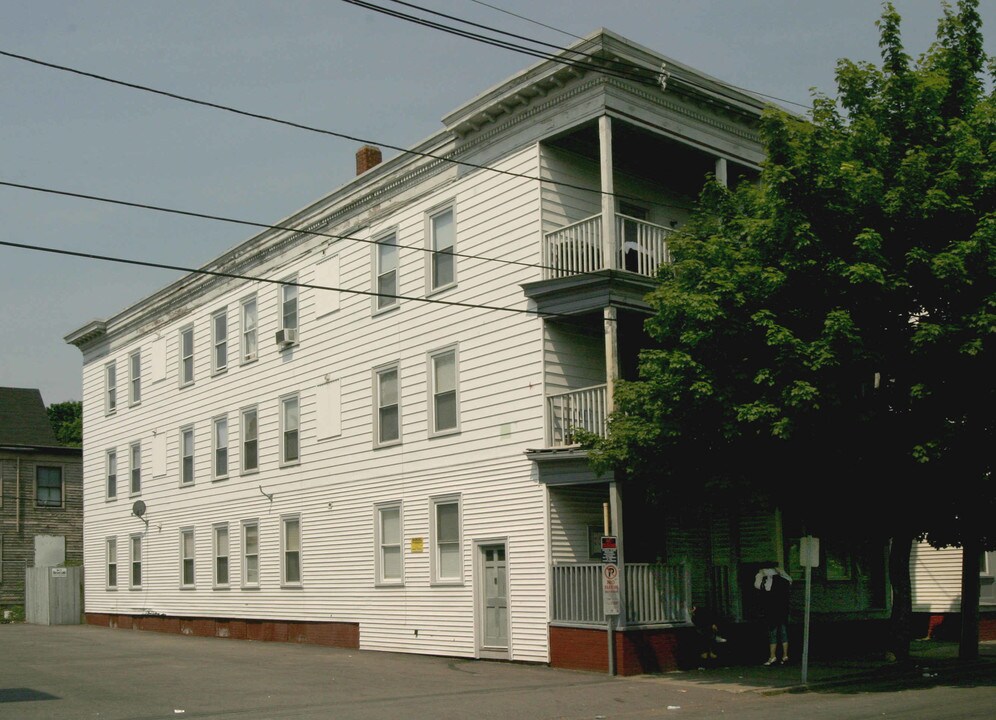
top-left (542, 213), bottom-right (671, 279)
top-left (551, 563), bottom-right (690, 626)
top-left (547, 384), bottom-right (607, 447)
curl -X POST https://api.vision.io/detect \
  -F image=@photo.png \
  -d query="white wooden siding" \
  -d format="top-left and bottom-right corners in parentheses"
top-left (544, 322), bottom-right (605, 395)
top-left (548, 484), bottom-right (608, 564)
top-left (911, 541), bottom-right (964, 613)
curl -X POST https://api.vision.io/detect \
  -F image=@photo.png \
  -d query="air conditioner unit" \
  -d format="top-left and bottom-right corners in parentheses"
top-left (275, 328), bottom-right (297, 346)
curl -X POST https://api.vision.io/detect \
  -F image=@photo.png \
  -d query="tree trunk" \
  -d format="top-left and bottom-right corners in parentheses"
top-left (959, 539), bottom-right (981, 661)
top-left (888, 531), bottom-right (914, 662)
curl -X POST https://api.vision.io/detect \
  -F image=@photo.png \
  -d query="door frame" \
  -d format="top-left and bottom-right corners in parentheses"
top-left (473, 537), bottom-right (511, 660)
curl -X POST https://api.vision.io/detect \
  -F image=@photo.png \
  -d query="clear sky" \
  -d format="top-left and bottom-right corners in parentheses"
top-left (2, 0), bottom-right (994, 406)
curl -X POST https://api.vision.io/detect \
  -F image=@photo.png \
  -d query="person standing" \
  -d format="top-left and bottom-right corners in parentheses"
top-left (754, 562), bottom-right (792, 665)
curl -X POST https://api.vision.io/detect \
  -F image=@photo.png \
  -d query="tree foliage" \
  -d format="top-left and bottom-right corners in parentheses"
top-left (47, 400), bottom-right (82, 448)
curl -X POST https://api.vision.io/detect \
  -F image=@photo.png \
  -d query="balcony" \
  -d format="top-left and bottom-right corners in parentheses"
top-left (543, 213), bottom-right (672, 280)
top-left (551, 563), bottom-right (691, 626)
top-left (547, 384), bottom-right (608, 447)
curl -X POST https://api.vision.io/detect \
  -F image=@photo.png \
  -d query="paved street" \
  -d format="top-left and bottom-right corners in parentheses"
top-left (2, 624), bottom-right (994, 720)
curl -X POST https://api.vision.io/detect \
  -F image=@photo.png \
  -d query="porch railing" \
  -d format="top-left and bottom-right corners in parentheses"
top-left (551, 563), bottom-right (690, 626)
top-left (547, 384), bottom-right (608, 447)
top-left (542, 213), bottom-right (671, 279)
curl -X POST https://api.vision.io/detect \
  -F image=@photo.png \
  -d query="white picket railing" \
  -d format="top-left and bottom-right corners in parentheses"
top-left (542, 213), bottom-right (671, 279)
top-left (547, 384), bottom-right (607, 447)
top-left (550, 563), bottom-right (690, 626)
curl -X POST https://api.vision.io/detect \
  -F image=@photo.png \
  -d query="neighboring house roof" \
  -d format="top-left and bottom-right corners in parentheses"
top-left (0, 386), bottom-right (60, 447)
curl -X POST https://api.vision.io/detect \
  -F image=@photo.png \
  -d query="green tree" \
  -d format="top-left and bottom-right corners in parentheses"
top-left (587, 0), bottom-right (994, 661)
top-left (47, 400), bottom-right (82, 448)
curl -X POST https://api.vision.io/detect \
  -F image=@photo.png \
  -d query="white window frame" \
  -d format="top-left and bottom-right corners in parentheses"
top-left (212, 307), bottom-right (228, 374)
top-left (240, 295), bottom-right (258, 364)
top-left (428, 346), bottom-right (459, 436)
top-left (241, 520), bottom-right (259, 588)
top-left (241, 406), bottom-right (259, 474)
top-left (426, 204), bottom-right (456, 293)
top-left (129, 350), bottom-right (142, 406)
top-left (105, 361), bottom-right (117, 414)
top-left (213, 415), bottom-right (229, 479)
top-left (106, 449), bottom-right (118, 500)
top-left (375, 501), bottom-right (403, 586)
top-left (180, 426), bottom-right (195, 487)
top-left (179, 325), bottom-right (195, 387)
top-left (179, 527), bottom-right (195, 589)
top-left (106, 536), bottom-right (118, 590)
top-left (279, 280), bottom-right (299, 334)
top-left (280, 394), bottom-right (300, 465)
top-left (129, 442), bottom-right (142, 496)
top-left (130, 534), bottom-right (143, 589)
top-left (373, 363), bottom-right (401, 447)
top-left (430, 495), bottom-right (463, 585)
top-left (213, 523), bottom-right (230, 588)
top-left (373, 230), bottom-right (399, 313)
top-left (281, 514), bottom-right (302, 587)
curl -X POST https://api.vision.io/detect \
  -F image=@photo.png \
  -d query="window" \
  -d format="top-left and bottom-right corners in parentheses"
top-left (375, 232), bottom-right (398, 311)
top-left (179, 326), bottom-right (194, 386)
top-left (130, 442), bottom-right (142, 495)
top-left (280, 395), bottom-right (300, 464)
top-left (180, 528), bottom-right (195, 588)
top-left (428, 206), bottom-right (455, 291)
top-left (36, 466), bottom-right (63, 507)
top-left (212, 308), bottom-right (228, 373)
top-left (241, 407), bottom-right (258, 473)
top-left (130, 534), bottom-right (143, 588)
top-left (106, 449), bottom-right (117, 499)
top-left (180, 427), bottom-right (194, 486)
top-left (282, 515), bottom-right (302, 585)
top-left (376, 502), bottom-right (403, 585)
top-left (106, 537), bottom-right (118, 589)
top-left (429, 347), bottom-right (458, 435)
top-left (213, 416), bottom-right (228, 478)
top-left (431, 497), bottom-right (462, 584)
top-left (214, 524), bottom-right (230, 587)
top-left (242, 520), bottom-right (259, 587)
top-left (374, 364), bottom-right (401, 446)
top-left (129, 350), bottom-right (142, 405)
top-left (241, 296), bottom-right (258, 363)
top-left (280, 282), bottom-right (298, 332)
top-left (105, 362), bottom-right (117, 413)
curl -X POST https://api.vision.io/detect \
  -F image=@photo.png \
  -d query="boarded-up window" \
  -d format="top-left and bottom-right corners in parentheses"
top-left (316, 380), bottom-right (341, 439)
top-left (314, 255), bottom-right (340, 317)
top-left (151, 337), bottom-right (167, 381)
top-left (152, 432), bottom-right (167, 477)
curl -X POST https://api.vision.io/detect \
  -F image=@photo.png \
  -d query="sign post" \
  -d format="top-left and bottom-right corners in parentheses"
top-left (601, 536), bottom-right (620, 675)
top-left (799, 535), bottom-right (820, 684)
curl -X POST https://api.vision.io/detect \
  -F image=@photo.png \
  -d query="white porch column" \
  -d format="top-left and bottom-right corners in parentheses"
top-left (609, 478), bottom-right (626, 629)
top-left (715, 157), bottom-right (728, 188)
top-left (604, 306), bottom-right (619, 413)
top-left (599, 115), bottom-right (616, 270)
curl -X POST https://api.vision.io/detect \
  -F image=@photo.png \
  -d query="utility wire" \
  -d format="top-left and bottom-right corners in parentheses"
top-left (463, 0), bottom-right (584, 41)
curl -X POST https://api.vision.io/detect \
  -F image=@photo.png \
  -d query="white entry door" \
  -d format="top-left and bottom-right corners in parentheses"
top-left (479, 543), bottom-right (509, 655)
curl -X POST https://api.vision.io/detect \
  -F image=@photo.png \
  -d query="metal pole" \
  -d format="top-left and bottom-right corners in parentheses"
top-left (802, 563), bottom-right (812, 684)
top-left (607, 614), bottom-right (616, 676)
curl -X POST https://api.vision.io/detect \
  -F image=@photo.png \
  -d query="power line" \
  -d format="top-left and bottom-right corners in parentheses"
top-left (463, 0), bottom-right (585, 41)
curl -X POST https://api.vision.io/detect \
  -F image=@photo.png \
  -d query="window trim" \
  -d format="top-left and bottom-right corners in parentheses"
top-left (106, 449), bottom-right (118, 501)
top-left (279, 393), bottom-right (301, 466)
top-left (213, 523), bottom-right (230, 589)
top-left (241, 519), bottom-right (260, 589)
top-left (375, 501), bottom-right (404, 587)
top-left (427, 345), bottom-right (460, 437)
top-left (129, 441), bottom-right (142, 496)
top-left (105, 361), bottom-right (117, 415)
top-left (426, 203), bottom-right (456, 295)
top-left (129, 350), bottom-right (142, 406)
top-left (372, 229), bottom-right (400, 314)
top-left (240, 294), bottom-right (258, 365)
top-left (212, 415), bottom-right (229, 480)
top-left (36, 465), bottom-right (64, 508)
top-left (212, 306), bottom-right (229, 375)
top-left (179, 426), bottom-right (195, 487)
top-left (178, 325), bottom-right (195, 387)
top-left (373, 362), bottom-right (402, 448)
top-left (240, 405), bottom-right (259, 474)
top-left (106, 536), bottom-right (118, 590)
top-left (179, 527), bottom-right (196, 589)
top-left (129, 533), bottom-right (143, 590)
top-left (430, 495), bottom-right (463, 586)
top-left (278, 279), bottom-right (299, 347)
top-left (281, 514), bottom-right (302, 587)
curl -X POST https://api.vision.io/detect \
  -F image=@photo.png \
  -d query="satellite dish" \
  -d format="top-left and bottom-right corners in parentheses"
top-left (132, 500), bottom-right (147, 518)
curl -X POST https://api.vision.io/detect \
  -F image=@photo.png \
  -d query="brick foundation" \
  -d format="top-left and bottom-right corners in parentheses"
top-left (85, 613), bottom-right (359, 649)
top-left (550, 625), bottom-right (689, 675)
top-left (917, 611), bottom-right (996, 641)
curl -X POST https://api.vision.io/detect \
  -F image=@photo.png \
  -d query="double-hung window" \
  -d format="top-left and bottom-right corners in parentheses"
top-left (106, 537), bottom-right (118, 589)
top-left (375, 502), bottom-right (403, 585)
top-left (280, 395), bottom-right (300, 464)
top-left (129, 350), bottom-right (141, 405)
top-left (282, 515), bottom-right (301, 586)
top-left (429, 347), bottom-right (459, 435)
top-left (212, 308), bottom-right (228, 373)
top-left (106, 449), bottom-right (117, 499)
top-left (180, 528), bottom-right (195, 588)
top-left (428, 206), bottom-right (455, 292)
top-left (130, 442), bottom-right (142, 495)
top-left (431, 497), bottom-right (462, 584)
top-left (279, 282), bottom-right (298, 344)
top-left (241, 296), bottom-right (258, 363)
top-left (241, 407), bottom-right (258, 473)
top-left (130, 534), bottom-right (143, 588)
top-left (242, 520), bottom-right (259, 587)
top-left (214, 524), bottom-right (229, 587)
top-left (374, 364), bottom-right (401, 446)
top-left (213, 416), bottom-right (228, 479)
top-left (105, 362), bottom-right (117, 413)
top-left (36, 467), bottom-right (63, 507)
top-left (375, 232), bottom-right (398, 311)
top-left (179, 326), bottom-right (194, 386)
top-left (180, 426), bottom-right (195, 486)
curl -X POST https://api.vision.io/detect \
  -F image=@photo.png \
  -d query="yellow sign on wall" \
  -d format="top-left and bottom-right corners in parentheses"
top-left (410, 537), bottom-right (424, 553)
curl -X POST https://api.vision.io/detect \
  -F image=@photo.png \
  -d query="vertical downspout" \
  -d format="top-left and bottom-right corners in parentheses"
top-left (16, 457), bottom-right (21, 533)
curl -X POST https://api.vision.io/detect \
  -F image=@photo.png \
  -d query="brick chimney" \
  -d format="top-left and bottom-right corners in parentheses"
top-left (356, 145), bottom-right (382, 175)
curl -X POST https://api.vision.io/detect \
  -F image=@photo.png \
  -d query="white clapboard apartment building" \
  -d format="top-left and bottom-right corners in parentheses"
top-left (67, 29), bottom-right (781, 674)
